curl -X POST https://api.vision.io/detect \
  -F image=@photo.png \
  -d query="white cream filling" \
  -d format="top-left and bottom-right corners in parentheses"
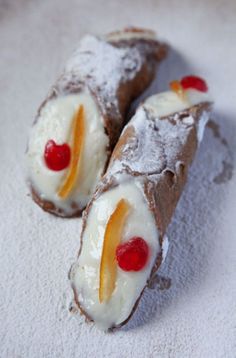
top-left (27, 92), bottom-right (109, 215)
top-left (144, 89), bottom-right (211, 118)
top-left (71, 181), bottom-right (160, 330)
top-left (106, 30), bottom-right (156, 42)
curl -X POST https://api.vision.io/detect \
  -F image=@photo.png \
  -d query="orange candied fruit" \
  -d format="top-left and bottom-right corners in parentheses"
top-left (57, 105), bottom-right (85, 199)
top-left (99, 199), bottom-right (131, 303)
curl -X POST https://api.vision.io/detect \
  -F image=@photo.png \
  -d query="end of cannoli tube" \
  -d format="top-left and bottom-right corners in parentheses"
top-left (106, 27), bottom-right (157, 42)
top-left (123, 26), bottom-right (156, 35)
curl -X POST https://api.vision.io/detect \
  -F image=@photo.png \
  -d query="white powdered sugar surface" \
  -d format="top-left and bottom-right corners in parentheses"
top-left (64, 35), bottom-right (142, 112)
top-left (109, 107), bottom-right (165, 176)
top-left (109, 105), bottom-right (201, 177)
top-left (1, 1), bottom-right (236, 358)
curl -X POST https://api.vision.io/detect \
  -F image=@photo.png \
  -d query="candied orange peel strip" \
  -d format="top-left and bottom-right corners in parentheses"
top-left (169, 80), bottom-right (187, 101)
top-left (99, 199), bottom-right (131, 303)
top-left (57, 105), bottom-right (85, 199)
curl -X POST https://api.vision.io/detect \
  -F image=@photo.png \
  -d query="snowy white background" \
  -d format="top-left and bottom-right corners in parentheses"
top-left (0, 0), bottom-right (236, 357)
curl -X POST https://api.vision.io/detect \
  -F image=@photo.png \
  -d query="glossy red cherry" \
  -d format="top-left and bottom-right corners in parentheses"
top-left (116, 237), bottom-right (149, 271)
top-left (44, 140), bottom-right (71, 171)
top-left (180, 75), bottom-right (208, 92)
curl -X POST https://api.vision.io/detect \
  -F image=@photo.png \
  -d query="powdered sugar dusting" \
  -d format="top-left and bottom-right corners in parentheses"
top-left (110, 108), bottom-right (165, 175)
top-left (2, 1), bottom-right (236, 357)
top-left (109, 105), bottom-right (204, 178)
top-left (64, 35), bottom-right (142, 115)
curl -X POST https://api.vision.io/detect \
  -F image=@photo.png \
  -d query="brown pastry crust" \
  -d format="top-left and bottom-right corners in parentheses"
top-left (70, 101), bottom-right (212, 329)
top-left (28, 28), bottom-right (167, 217)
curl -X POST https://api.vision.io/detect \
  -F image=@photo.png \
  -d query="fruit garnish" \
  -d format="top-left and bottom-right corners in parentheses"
top-left (169, 80), bottom-right (185, 98)
top-left (99, 199), bottom-right (131, 303)
top-left (116, 237), bottom-right (149, 271)
top-left (57, 105), bottom-right (85, 199)
top-left (180, 75), bottom-right (208, 92)
top-left (44, 140), bottom-right (71, 171)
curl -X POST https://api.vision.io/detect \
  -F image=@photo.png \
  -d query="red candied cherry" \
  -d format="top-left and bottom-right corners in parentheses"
top-left (180, 75), bottom-right (208, 92)
top-left (44, 140), bottom-right (71, 171)
top-left (116, 237), bottom-right (149, 271)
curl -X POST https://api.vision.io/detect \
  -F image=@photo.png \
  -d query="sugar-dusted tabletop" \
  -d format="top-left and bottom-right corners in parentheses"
top-left (0, 0), bottom-right (235, 357)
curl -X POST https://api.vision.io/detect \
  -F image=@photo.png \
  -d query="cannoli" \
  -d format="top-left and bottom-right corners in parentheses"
top-left (26, 28), bottom-right (167, 217)
top-left (70, 76), bottom-right (213, 330)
